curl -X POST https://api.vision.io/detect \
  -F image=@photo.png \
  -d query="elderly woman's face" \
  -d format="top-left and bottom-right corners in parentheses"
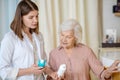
top-left (60, 30), bottom-right (76, 49)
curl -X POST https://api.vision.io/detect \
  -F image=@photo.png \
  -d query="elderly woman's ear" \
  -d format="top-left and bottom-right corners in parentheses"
top-left (74, 38), bottom-right (78, 45)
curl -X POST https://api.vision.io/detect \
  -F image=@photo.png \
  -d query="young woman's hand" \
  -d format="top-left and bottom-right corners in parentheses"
top-left (17, 64), bottom-right (45, 77)
top-left (29, 64), bottom-right (45, 75)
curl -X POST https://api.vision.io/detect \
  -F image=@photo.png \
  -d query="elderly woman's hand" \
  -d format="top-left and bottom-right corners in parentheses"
top-left (48, 72), bottom-right (64, 80)
top-left (101, 60), bottom-right (120, 80)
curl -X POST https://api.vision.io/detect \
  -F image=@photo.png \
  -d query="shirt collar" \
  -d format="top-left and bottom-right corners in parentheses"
top-left (58, 43), bottom-right (82, 51)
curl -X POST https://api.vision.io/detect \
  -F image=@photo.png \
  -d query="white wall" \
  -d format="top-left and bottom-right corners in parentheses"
top-left (102, 0), bottom-right (120, 42)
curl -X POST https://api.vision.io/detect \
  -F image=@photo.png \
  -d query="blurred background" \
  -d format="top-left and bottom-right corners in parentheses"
top-left (0, 0), bottom-right (120, 80)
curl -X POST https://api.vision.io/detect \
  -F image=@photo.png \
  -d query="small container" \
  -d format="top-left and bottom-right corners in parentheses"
top-left (38, 59), bottom-right (46, 68)
top-left (57, 64), bottom-right (66, 77)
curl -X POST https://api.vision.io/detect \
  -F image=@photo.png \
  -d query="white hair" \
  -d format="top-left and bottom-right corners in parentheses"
top-left (59, 19), bottom-right (82, 44)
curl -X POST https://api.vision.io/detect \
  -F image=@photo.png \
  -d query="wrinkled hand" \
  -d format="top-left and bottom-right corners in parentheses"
top-left (49, 72), bottom-right (64, 80)
top-left (102, 60), bottom-right (120, 80)
top-left (29, 64), bottom-right (45, 75)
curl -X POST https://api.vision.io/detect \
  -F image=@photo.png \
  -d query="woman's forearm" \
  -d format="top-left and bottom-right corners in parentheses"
top-left (17, 68), bottom-right (32, 77)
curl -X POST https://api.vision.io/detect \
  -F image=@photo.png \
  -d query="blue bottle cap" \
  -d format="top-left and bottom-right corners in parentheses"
top-left (38, 59), bottom-right (46, 68)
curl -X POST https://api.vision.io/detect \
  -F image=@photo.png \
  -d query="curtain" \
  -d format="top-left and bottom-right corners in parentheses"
top-left (0, 0), bottom-right (20, 43)
top-left (34, 0), bottom-right (102, 57)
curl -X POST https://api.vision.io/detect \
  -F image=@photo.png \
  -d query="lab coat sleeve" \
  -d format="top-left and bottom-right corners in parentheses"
top-left (0, 32), bottom-right (19, 80)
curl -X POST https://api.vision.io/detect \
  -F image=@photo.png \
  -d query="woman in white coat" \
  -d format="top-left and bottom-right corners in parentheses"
top-left (0, 0), bottom-right (55, 80)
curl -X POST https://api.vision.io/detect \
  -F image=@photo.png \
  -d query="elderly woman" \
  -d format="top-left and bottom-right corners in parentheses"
top-left (48, 19), bottom-right (120, 80)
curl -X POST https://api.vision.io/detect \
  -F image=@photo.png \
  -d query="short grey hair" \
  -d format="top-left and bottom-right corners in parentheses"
top-left (59, 19), bottom-right (82, 44)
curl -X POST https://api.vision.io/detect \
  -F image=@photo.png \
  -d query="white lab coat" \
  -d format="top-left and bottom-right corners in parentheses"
top-left (0, 30), bottom-right (47, 80)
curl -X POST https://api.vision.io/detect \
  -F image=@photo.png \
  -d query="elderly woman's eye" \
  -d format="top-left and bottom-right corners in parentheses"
top-left (67, 36), bottom-right (72, 39)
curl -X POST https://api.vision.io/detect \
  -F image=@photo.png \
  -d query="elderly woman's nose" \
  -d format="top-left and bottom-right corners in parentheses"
top-left (62, 37), bottom-right (67, 42)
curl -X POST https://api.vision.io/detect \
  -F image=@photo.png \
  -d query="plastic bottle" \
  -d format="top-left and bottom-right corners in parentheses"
top-left (57, 64), bottom-right (66, 77)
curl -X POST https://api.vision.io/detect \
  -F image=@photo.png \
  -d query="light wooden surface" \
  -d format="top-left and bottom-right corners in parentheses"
top-left (114, 13), bottom-right (120, 16)
top-left (112, 73), bottom-right (120, 80)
